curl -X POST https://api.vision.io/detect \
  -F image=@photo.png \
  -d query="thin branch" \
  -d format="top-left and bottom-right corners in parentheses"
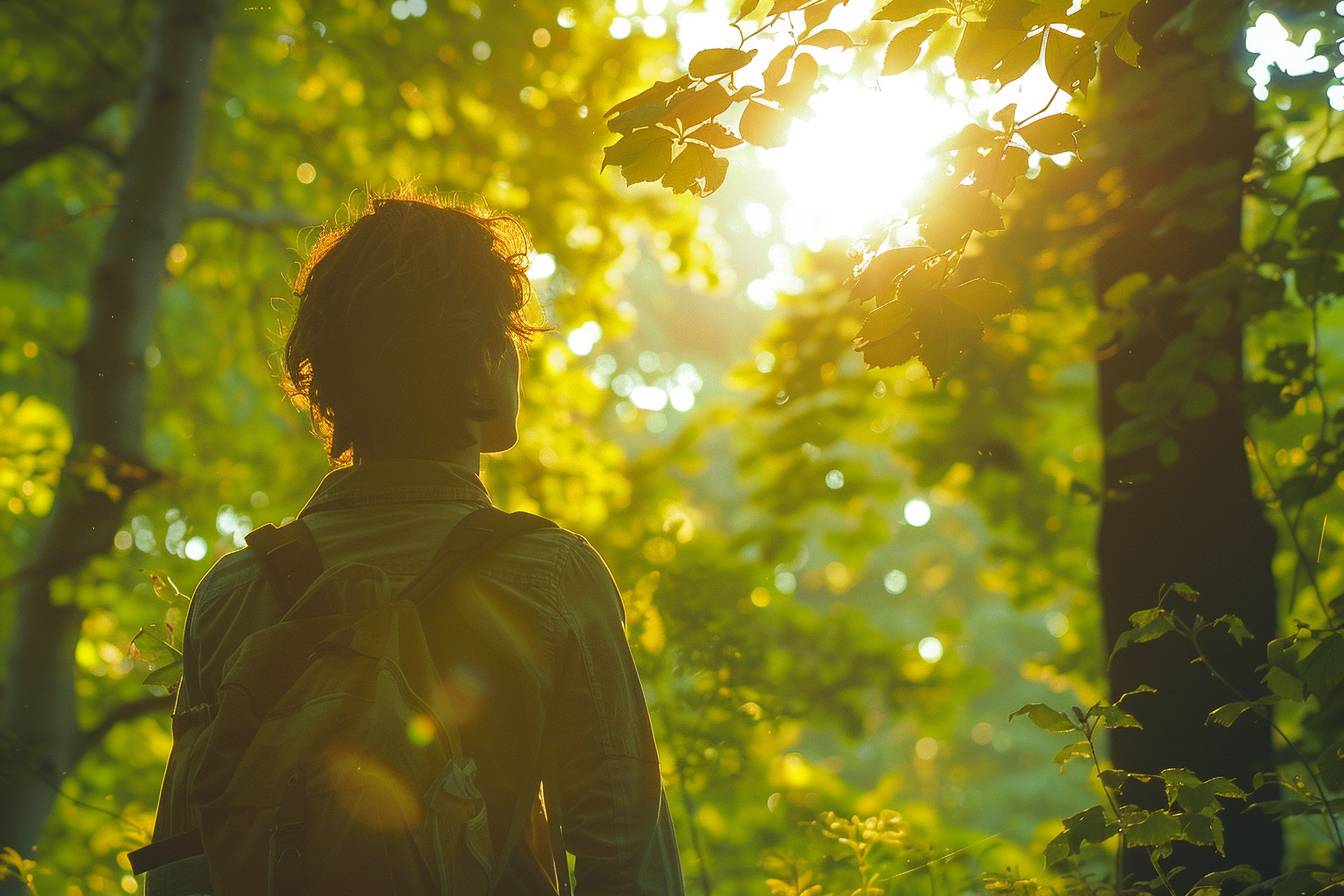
top-left (0, 86), bottom-right (127, 185)
top-left (188, 201), bottom-right (313, 231)
top-left (73, 693), bottom-right (174, 762)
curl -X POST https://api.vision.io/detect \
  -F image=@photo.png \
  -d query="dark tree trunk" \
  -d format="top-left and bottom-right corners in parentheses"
top-left (0, 0), bottom-right (222, 883)
top-left (1093, 0), bottom-right (1282, 886)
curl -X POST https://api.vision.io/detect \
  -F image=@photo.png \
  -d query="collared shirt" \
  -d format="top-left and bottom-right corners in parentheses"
top-left (149, 458), bottom-right (684, 894)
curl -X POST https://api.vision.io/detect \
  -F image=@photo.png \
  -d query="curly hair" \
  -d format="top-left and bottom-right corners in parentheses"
top-left (283, 189), bottom-right (549, 463)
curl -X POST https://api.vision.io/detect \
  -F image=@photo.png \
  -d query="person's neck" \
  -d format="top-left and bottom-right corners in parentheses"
top-left (354, 442), bottom-right (481, 472)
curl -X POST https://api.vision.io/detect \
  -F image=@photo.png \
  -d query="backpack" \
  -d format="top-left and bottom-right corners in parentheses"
top-left (130, 506), bottom-right (568, 896)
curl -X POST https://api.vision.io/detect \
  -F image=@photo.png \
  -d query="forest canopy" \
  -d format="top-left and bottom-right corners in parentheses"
top-left (1, 0), bottom-right (1342, 894)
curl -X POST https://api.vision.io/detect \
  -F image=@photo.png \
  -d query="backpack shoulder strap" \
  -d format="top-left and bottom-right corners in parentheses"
top-left (244, 520), bottom-right (323, 608)
top-left (402, 506), bottom-right (557, 607)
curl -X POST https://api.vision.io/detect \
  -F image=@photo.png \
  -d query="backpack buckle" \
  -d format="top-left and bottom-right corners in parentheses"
top-left (267, 770), bottom-right (306, 896)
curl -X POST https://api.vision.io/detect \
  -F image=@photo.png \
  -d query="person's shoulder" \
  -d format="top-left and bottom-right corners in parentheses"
top-left (504, 517), bottom-right (592, 570)
top-left (185, 541), bottom-right (261, 619)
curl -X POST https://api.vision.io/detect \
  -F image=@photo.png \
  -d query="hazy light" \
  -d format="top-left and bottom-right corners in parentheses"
top-left (1046, 611), bottom-right (1069, 638)
top-left (903, 498), bottom-right (931, 527)
top-left (914, 736), bottom-right (939, 760)
top-left (743, 201), bottom-right (773, 235)
top-left (630, 384), bottom-right (668, 411)
top-left (761, 75), bottom-right (964, 243)
top-left (528, 251), bottom-right (557, 280)
top-left (917, 635), bottom-right (944, 663)
top-left (669, 384), bottom-right (695, 411)
top-left (642, 16), bottom-right (668, 38)
top-left (1247, 13), bottom-right (1329, 101)
top-left (610, 17), bottom-right (632, 39)
top-left (774, 570), bottom-right (796, 593)
top-left (566, 321), bottom-right (602, 356)
top-left (883, 569), bottom-right (908, 595)
top-left (185, 536), bottom-right (208, 561)
top-left (825, 469), bottom-right (844, 490)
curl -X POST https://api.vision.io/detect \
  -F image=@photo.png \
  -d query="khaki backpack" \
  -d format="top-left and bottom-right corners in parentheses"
top-left (131, 506), bottom-right (566, 896)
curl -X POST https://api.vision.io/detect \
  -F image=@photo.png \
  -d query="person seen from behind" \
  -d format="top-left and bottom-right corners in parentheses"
top-left (140, 191), bottom-right (685, 895)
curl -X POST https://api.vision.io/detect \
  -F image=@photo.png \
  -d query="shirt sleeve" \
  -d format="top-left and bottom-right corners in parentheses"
top-left (544, 534), bottom-right (684, 895)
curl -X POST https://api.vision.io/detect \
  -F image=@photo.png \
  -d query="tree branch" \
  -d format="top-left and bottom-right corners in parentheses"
top-left (188, 201), bottom-right (313, 231)
top-left (0, 86), bottom-right (127, 186)
top-left (73, 693), bottom-right (174, 763)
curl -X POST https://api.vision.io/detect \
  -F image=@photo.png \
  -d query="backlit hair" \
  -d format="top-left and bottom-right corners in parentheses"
top-left (283, 188), bottom-right (548, 463)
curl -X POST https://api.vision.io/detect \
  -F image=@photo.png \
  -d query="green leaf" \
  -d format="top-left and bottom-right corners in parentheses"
top-left (1168, 582), bottom-right (1200, 602)
top-left (1207, 701), bottom-right (1255, 727)
top-left (803, 0), bottom-right (844, 31)
top-left (663, 143), bottom-right (728, 196)
top-left (945, 278), bottom-right (1014, 319)
top-left (1178, 811), bottom-right (1224, 850)
top-left (1052, 740), bottom-right (1092, 771)
top-left (854, 299), bottom-right (920, 368)
top-left (1009, 702), bottom-right (1078, 733)
top-left (1299, 633), bottom-right (1344, 701)
top-left (872, 0), bottom-right (946, 22)
top-left (1043, 27), bottom-right (1096, 93)
top-left (762, 44), bottom-right (795, 89)
top-left (685, 122), bottom-right (743, 149)
top-left (882, 25), bottom-right (933, 75)
top-left (920, 186), bottom-right (1003, 249)
top-left (801, 29), bottom-right (854, 50)
top-left (905, 282), bottom-right (985, 384)
top-left (1264, 665), bottom-right (1304, 701)
top-left (663, 83), bottom-right (733, 128)
top-left (1016, 113), bottom-right (1083, 155)
top-left (130, 623), bottom-right (182, 668)
top-left (603, 129), bottom-right (675, 184)
top-left (994, 30), bottom-right (1043, 84)
top-left (1105, 415), bottom-right (1162, 456)
top-left (1116, 683), bottom-right (1157, 704)
top-left (1211, 614), bottom-right (1252, 645)
top-left (1179, 382), bottom-right (1218, 419)
top-left (954, 23), bottom-right (1028, 81)
top-left (765, 52), bottom-right (819, 111)
top-left (849, 247), bottom-right (935, 303)
top-left (143, 659), bottom-right (183, 687)
top-left (1101, 271), bottom-right (1149, 310)
top-left (1044, 805), bottom-right (1117, 866)
top-left (734, 0), bottom-right (760, 23)
top-left (1157, 438), bottom-right (1179, 467)
top-left (609, 103), bottom-right (670, 134)
top-left (688, 47), bottom-right (758, 79)
top-left (604, 76), bottom-right (690, 119)
top-left (739, 100), bottom-right (792, 148)
top-left (1250, 797), bottom-right (1324, 818)
top-left (1109, 607), bottom-right (1174, 663)
top-left (976, 144), bottom-right (1029, 199)
top-left (1120, 809), bottom-right (1181, 847)
top-left (1113, 24), bottom-right (1141, 66)
top-left (1187, 867), bottom-right (1260, 896)
top-left (1090, 703), bottom-right (1141, 730)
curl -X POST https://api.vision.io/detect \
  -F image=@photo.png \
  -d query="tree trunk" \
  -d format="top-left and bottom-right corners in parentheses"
top-left (0, 0), bottom-right (222, 881)
top-left (1093, 0), bottom-right (1282, 886)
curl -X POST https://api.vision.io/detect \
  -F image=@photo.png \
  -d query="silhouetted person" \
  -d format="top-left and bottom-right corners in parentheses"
top-left (139, 194), bottom-right (684, 895)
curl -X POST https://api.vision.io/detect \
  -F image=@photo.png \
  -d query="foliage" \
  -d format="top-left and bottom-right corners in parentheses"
top-left (603, 0), bottom-right (1145, 383)
top-left (3, 0), bottom-right (1344, 893)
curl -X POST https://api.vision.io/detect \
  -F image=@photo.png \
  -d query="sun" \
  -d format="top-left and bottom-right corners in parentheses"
top-left (759, 72), bottom-right (967, 247)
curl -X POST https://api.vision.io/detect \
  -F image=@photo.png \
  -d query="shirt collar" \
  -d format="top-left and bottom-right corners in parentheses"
top-left (298, 458), bottom-right (493, 515)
